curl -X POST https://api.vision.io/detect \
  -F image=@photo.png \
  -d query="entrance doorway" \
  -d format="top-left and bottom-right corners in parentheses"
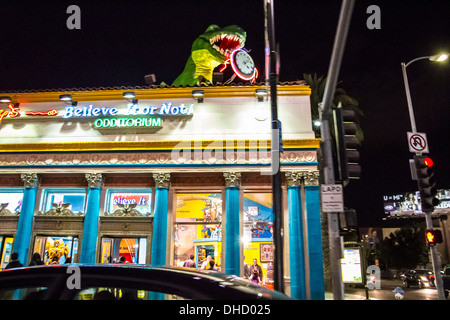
top-left (101, 237), bottom-right (147, 264)
top-left (33, 236), bottom-right (79, 265)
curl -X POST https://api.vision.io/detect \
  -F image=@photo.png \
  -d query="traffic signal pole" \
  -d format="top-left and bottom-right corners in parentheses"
top-left (264, 0), bottom-right (284, 293)
top-left (319, 0), bottom-right (355, 300)
top-left (401, 61), bottom-right (446, 300)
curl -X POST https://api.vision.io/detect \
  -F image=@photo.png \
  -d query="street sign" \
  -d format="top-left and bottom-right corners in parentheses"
top-left (407, 132), bottom-right (429, 153)
top-left (321, 184), bottom-right (344, 212)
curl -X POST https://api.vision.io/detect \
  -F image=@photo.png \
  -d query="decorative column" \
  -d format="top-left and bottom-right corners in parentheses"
top-left (303, 170), bottom-right (325, 300)
top-left (151, 173), bottom-right (170, 267)
top-left (223, 172), bottom-right (241, 276)
top-left (285, 171), bottom-right (306, 300)
top-left (14, 173), bottom-right (39, 265)
top-left (80, 173), bottom-right (103, 264)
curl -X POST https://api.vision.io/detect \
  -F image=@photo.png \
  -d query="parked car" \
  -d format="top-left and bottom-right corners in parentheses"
top-left (401, 269), bottom-right (435, 288)
top-left (0, 264), bottom-right (292, 300)
top-left (443, 265), bottom-right (450, 299)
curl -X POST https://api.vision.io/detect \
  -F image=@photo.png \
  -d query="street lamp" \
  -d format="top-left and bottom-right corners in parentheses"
top-left (400, 52), bottom-right (448, 301)
top-left (401, 53), bottom-right (448, 133)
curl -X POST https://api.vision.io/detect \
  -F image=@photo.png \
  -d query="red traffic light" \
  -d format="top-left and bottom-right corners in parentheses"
top-left (424, 157), bottom-right (433, 167)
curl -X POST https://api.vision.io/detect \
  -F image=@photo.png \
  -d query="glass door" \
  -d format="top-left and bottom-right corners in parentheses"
top-left (100, 237), bottom-right (147, 264)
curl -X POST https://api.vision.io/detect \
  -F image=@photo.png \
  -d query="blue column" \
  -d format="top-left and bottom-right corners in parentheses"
top-left (14, 173), bottom-right (39, 265)
top-left (224, 186), bottom-right (240, 275)
top-left (80, 174), bottom-right (102, 264)
top-left (287, 185), bottom-right (306, 300)
top-left (305, 184), bottom-right (325, 300)
top-left (151, 173), bottom-right (170, 267)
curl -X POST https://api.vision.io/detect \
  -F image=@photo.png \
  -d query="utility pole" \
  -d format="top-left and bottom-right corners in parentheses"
top-left (319, 0), bottom-right (355, 300)
top-left (264, 0), bottom-right (284, 293)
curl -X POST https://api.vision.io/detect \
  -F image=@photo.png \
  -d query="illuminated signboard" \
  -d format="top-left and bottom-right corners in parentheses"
top-left (340, 248), bottom-right (363, 284)
top-left (0, 102), bottom-right (193, 130)
top-left (383, 189), bottom-right (450, 216)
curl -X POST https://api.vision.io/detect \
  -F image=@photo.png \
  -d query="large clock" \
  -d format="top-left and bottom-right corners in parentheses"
top-left (230, 49), bottom-right (257, 81)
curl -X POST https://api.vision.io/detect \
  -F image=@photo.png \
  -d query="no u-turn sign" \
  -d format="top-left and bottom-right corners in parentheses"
top-left (407, 132), bottom-right (429, 153)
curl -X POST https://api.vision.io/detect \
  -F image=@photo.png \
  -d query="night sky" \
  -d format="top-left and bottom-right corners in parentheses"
top-left (1, 0), bottom-right (449, 227)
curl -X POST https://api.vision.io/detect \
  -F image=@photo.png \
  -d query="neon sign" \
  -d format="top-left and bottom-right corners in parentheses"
top-left (0, 104), bottom-right (20, 122)
top-left (94, 117), bottom-right (161, 129)
top-left (62, 102), bottom-right (194, 119)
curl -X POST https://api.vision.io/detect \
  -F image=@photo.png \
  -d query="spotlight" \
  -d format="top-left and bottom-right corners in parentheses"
top-left (192, 90), bottom-right (204, 103)
top-left (123, 91), bottom-right (138, 104)
top-left (255, 88), bottom-right (268, 102)
top-left (59, 94), bottom-right (77, 106)
top-left (0, 96), bottom-right (12, 103)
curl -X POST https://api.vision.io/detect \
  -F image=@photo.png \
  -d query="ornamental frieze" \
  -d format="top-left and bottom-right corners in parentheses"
top-left (0, 150), bottom-right (317, 168)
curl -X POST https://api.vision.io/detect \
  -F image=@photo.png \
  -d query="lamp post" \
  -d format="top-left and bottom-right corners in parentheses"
top-left (400, 52), bottom-right (448, 300)
top-left (401, 53), bottom-right (448, 133)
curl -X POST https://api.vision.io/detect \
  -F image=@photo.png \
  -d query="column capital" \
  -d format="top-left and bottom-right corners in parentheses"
top-left (21, 173), bottom-right (38, 188)
top-left (153, 172), bottom-right (170, 188)
top-left (223, 172), bottom-right (241, 188)
top-left (285, 172), bottom-right (302, 187)
top-left (85, 173), bottom-right (103, 188)
top-left (302, 170), bottom-right (320, 186)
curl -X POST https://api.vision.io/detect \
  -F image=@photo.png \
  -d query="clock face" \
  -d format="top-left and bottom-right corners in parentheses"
top-left (231, 49), bottom-right (256, 80)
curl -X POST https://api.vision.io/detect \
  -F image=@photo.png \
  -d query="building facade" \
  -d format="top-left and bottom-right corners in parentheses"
top-left (0, 83), bottom-right (324, 299)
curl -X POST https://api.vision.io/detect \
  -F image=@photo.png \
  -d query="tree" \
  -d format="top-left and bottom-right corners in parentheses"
top-left (379, 223), bottom-right (429, 270)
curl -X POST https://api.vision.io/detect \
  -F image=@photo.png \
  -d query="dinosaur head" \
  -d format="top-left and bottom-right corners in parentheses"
top-left (199, 24), bottom-right (246, 61)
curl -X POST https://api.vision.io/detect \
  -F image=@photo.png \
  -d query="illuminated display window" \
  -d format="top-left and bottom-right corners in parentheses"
top-left (41, 188), bottom-right (86, 214)
top-left (33, 235), bottom-right (79, 265)
top-left (0, 236), bottom-right (14, 270)
top-left (0, 190), bottom-right (23, 214)
top-left (243, 192), bottom-right (274, 285)
top-left (100, 237), bottom-right (147, 264)
top-left (105, 189), bottom-right (152, 215)
top-left (174, 193), bottom-right (222, 269)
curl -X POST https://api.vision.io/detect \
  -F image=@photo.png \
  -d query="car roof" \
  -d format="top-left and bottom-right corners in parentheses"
top-left (0, 264), bottom-right (292, 300)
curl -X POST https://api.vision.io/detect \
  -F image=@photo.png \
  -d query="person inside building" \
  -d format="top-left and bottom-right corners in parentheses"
top-left (200, 255), bottom-right (212, 269)
top-left (28, 252), bottom-right (45, 266)
top-left (248, 258), bottom-right (263, 284)
top-left (5, 252), bottom-right (23, 269)
top-left (183, 254), bottom-right (196, 268)
top-left (208, 259), bottom-right (218, 271)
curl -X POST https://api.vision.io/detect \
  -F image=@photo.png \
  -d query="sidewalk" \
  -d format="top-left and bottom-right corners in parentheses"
top-left (325, 292), bottom-right (375, 300)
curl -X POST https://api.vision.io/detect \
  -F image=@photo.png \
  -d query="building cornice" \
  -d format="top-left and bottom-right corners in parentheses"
top-left (0, 84), bottom-right (310, 104)
top-left (0, 139), bottom-right (320, 153)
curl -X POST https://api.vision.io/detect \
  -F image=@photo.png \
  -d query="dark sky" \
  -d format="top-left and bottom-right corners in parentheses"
top-left (1, 0), bottom-right (449, 227)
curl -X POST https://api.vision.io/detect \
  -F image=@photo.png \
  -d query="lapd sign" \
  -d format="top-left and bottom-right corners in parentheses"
top-left (321, 184), bottom-right (344, 213)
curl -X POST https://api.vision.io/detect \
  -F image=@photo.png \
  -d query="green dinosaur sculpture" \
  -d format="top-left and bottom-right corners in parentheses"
top-left (172, 24), bottom-right (246, 87)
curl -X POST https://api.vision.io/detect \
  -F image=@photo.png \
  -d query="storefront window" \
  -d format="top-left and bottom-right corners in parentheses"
top-left (0, 236), bottom-right (14, 270)
top-left (100, 237), bottom-right (147, 264)
top-left (0, 190), bottom-right (23, 214)
top-left (243, 193), bottom-right (274, 287)
top-left (41, 189), bottom-right (86, 214)
top-left (33, 236), bottom-right (79, 265)
top-left (105, 189), bottom-right (152, 215)
top-left (174, 193), bottom-right (222, 269)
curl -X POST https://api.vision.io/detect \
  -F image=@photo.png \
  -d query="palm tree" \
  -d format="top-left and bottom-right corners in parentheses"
top-left (303, 73), bottom-right (363, 141)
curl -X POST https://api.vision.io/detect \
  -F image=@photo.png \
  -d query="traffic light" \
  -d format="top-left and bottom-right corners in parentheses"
top-left (333, 106), bottom-right (362, 186)
top-left (425, 229), bottom-right (443, 245)
top-left (414, 155), bottom-right (440, 212)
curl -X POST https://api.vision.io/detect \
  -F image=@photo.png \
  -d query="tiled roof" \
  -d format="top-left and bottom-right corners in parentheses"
top-left (0, 80), bottom-right (306, 94)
